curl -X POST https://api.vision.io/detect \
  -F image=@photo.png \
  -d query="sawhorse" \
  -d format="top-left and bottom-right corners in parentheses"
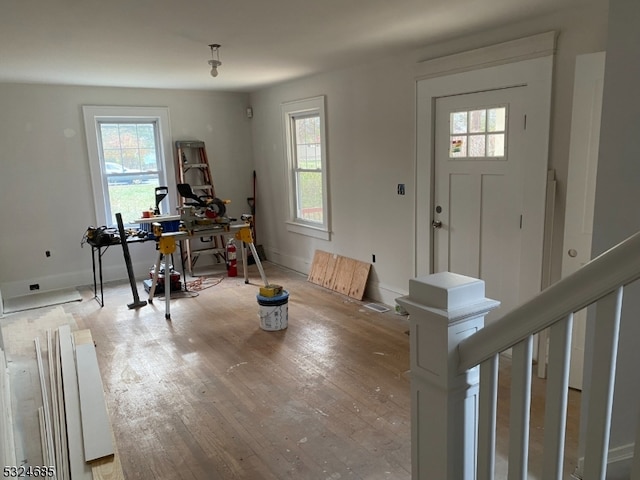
top-left (147, 229), bottom-right (187, 319)
top-left (234, 223), bottom-right (268, 286)
top-left (147, 222), bottom-right (268, 320)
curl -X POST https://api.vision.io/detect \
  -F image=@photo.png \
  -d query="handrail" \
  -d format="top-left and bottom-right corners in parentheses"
top-left (457, 230), bottom-right (640, 373)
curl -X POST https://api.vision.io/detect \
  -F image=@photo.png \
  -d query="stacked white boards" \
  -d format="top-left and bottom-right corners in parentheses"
top-left (1, 344), bottom-right (17, 471)
top-left (34, 325), bottom-right (124, 480)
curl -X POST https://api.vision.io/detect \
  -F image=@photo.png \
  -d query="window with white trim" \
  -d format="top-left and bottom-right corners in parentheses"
top-left (282, 96), bottom-right (330, 240)
top-left (83, 106), bottom-right (173, 227)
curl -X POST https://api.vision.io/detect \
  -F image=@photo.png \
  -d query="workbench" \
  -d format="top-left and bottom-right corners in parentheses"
top-left (88, 215), bottom-right (265, 311)
top-left (87, 235), bottom-right (154, 307)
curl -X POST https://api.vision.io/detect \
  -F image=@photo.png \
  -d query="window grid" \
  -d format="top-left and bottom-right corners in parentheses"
top-left (449, 106), bottom-right (507, 159)
top-left (99, 122), bottom-right (159, 173)
top-left (292, 114), bottom-right (323, 224)
top-left (97, 121), bottom-right (163, 225)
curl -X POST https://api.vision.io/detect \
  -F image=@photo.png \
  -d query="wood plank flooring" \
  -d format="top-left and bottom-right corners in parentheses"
top-left (1, 261), bottom-right (582, 479)
top-left (70, 263), bottom-right (412, 480)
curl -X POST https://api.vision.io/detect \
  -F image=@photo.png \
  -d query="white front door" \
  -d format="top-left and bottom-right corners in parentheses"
top-left (433, 87), bottom-right (527, 322)
top-left (563, 52), bottom-right (606, 390)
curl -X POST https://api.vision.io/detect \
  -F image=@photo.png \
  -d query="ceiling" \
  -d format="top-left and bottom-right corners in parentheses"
top-left (1, 0), bottom-right (591, 92)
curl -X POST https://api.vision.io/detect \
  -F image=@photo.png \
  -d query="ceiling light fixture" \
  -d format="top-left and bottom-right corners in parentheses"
top-left (208, 44), bottom-right (222, 77)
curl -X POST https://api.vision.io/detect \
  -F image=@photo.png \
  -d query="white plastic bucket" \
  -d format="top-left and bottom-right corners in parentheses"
top-left (257, 291), bottom-right (289, 331)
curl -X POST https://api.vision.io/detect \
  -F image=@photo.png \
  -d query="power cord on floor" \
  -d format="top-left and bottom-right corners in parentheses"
top-left (185, 276), bottom-right (224, 291)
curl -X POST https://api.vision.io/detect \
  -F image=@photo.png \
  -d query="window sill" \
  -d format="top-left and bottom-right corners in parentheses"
top-left (286, 222), bottom-right (331, 240)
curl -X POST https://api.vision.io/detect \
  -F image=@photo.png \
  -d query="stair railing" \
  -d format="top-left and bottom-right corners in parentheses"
top-left (397, 230), bottom-right (640, 480)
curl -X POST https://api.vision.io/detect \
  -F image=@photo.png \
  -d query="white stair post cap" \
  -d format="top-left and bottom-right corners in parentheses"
top-left (408, 272), bottom-right (486, 311)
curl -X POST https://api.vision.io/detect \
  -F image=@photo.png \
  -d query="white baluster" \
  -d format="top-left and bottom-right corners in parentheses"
top-left (583, 287), bottom-right (623, 480)
top-left (508, 335), bottom-right (533, 480)
top-left (542, 314), bottom-right (573, 479)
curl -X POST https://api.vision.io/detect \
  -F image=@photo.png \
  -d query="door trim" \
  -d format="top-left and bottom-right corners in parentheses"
top-left (415, 55), bottom-right (554, 307)
top-left (414, 31), bottom-right (557, 80)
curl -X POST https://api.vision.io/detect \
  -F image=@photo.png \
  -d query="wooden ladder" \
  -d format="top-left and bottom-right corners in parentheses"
top-left (175, 140), bottom-right (226, 275)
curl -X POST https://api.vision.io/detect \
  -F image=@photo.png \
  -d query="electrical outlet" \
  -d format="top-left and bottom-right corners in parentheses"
top-left (45, 250), bottom-right (51, 257)
top-left (30, 283), bottom-right (40, 291)
top-left (397, 184), bottom-right (405, 195)
top-left (372, 254), bottom-right (376, 263)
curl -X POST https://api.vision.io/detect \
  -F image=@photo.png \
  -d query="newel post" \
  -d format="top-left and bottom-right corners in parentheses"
top-left (396, 272), bottom-right (500, 480)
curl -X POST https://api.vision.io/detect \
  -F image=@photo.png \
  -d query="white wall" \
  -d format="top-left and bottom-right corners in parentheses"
top-left (249, 4), bottom-right (608, 305)
top-left (0, 85), bottom-right (252, 298)
top-left (250, 58), bottom-right (417, 304)
top-left (580, 0), bottom-right (640, 468)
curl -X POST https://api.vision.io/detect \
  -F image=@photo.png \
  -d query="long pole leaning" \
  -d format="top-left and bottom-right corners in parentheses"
top-left (115, 212), bottom-right (147, 309)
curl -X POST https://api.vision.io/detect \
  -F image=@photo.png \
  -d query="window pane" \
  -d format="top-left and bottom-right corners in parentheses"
top-left (107, 178), bottom-right (160, 225)
top-left (103, 150), bottom-right (122, 165)
top-left (137, 124), bottom-right (156, 148)
top-left (487, 134), bottom-right (505, 157)
top-left (99, 121), bottom-right (162, 225)
top-left (101, 124), bottom-right (121, 149)
top-left (488, 108), bottom-right (506, 132)
top-left (469, 135), bottom-right (486, 157)
top-left (451, 112), bottom-right (467, 134)
top-left (118, 124), bottom-right (139, 149)
top-left (100, 123), bottom-right (159, 171)
top-left (450, 136), bottom-right (467, 157)
top-left (296, 116), bottom-right (320, 144)
top-left (296, 144), bottom-right (321, 170)
top-left (296, 171), bottom-right (323, 223)
top-left (295, 116), bottom-right (321, 170)
top-left (469, 110), bottom-right (486, 133)
top-left (140, 149), bottom-right (158, 171)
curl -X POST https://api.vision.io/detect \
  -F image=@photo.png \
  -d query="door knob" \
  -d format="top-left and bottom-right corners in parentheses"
top-left (432, 220), bottom-right (442, 229)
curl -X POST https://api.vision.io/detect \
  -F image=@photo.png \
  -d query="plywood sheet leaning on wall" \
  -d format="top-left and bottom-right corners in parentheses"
top-left (322, 254), bottom-right (340, 290)
top-left (334, 257), bottom-right (357, 296)
top-left (308, 250), bottom-right (330, 284)
top-left (348, 261), bottom-right (371, 300)
top-left (308, 251), bottom-right (371, 301)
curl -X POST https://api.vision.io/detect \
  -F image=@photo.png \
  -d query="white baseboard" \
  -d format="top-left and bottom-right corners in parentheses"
top-left (263, 246), bottom-right (312, 276)
top-left (366, 281), bottom-right (408, 307)
top-left (264, 246), bottom-right (408, 307)
top-left (0, 259), bottom-right (155, 300)
top-left (575, 442), bottom-right (635, 479)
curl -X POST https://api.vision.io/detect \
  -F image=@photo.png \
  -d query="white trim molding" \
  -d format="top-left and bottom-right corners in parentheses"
top-left (82, 105), bottom-right (175, 228)
top-left (281, 96), bottom-right (331, 241)
top-left (575, 442), bottom-right (636, 479)
top-left (414, 31), bottom-right (557, 80)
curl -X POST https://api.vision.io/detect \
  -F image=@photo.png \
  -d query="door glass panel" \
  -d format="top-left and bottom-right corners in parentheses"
top-left (450, 136), bottom-right (466, 157)
top-left (488, 107), bottom-right (506, 132)
top-left (469, 110), bottom-right (486, 133)
top-left (449, 105), bottom-right (507, 160)
top-left (451, 112), bottom-right (468, 134)
top-left (487, 134), bottom-right (505, 157)
top-left (469, 135), bottom-right (486, 157)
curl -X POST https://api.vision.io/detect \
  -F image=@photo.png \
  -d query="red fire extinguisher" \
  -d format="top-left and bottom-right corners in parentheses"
top-left (226, 238), bottom-right (237, 277)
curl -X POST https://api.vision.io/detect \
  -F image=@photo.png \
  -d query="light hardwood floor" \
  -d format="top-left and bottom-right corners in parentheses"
top-left (2, 261), bottom-right (581, 479)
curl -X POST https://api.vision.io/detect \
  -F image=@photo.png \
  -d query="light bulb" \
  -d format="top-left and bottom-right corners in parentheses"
top-left (208, 59), bottom-right (221, 78)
